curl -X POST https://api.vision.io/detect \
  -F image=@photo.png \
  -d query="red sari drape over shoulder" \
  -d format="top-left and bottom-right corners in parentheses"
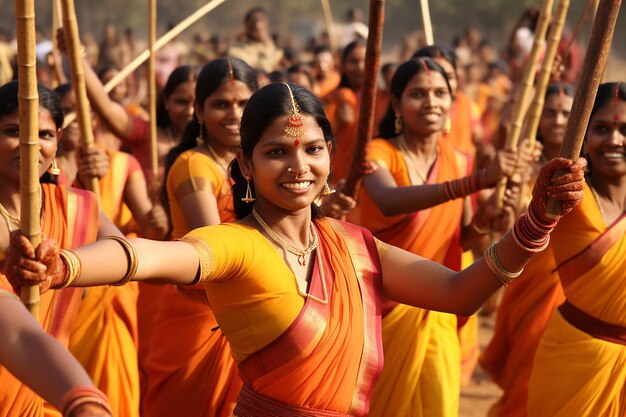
top-left (0, 184), bottom-right (99, 417)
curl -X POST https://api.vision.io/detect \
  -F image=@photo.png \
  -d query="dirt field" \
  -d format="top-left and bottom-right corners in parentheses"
top-left (459, 315), bottom-right (501, 417)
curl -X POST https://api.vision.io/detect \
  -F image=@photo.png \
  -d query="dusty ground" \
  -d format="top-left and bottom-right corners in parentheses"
top-left (459, 314), bottom-right (501, 417)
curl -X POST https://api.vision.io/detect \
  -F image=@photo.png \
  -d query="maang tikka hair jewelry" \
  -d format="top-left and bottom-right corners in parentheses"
top-left (227, 58), bottom-right (235, 83)
top-left (283, 83), bottom-right (305, 144)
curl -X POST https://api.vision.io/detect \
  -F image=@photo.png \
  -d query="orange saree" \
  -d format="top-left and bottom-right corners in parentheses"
top-left (0, 184), bottom-right (99, 417)
top-left (325, 87), bottom-right (387, 183)
top-left (187, 218), bottom-right (383, 416)
top-left (446, 92), bottom-right (476, 157)
top-left (351, 137), bottom-right (470, 417)
top-left (528, 183), bottom-right (626, 417)
top-left (143, 149), bottom-right (241, 417)
top-left (68, 150), bottom-right (141, 417)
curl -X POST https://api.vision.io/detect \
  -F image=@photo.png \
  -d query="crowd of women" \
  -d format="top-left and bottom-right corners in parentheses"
top-left (0, 5), bottom-right (624, 417)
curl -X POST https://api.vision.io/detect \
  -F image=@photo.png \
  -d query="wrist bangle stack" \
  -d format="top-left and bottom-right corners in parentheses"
top-left (442, 169), bottom-right (488, 201)
top-left (483, 242), bottom-right (523, 287)
top-left (99, 235), bottom-right (138, 286)
top-left (179, 235), bottom-right (214, 285)
top-left (57, 249), bottom-right (82, 289)
top-left (512, 207), bottom-right (555, 252)
top-left (61, 386), bottom-right (112, 417)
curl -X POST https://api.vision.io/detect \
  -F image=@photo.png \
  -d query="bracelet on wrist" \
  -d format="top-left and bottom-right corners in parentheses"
top-left (99, 235), bottom-right (138, 286)
top-left (483, 242), bottom-right (523, 287)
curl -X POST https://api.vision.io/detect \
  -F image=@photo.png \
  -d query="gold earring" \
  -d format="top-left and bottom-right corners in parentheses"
top-left (196, 122), bottom-right (204, 146)
top-left (443, 117), bottom-right (451, 134)
top-left (320, 181), bottom-right (335, 197)
top-left (48, 158), bottom-right (61, 176)
top-left (242, 176), bottom-right (256, 203)
top-left (394, 113), bottom-right (403, 135)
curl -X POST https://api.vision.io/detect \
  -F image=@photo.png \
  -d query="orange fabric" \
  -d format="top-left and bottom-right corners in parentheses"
top-left (69, 149), bottom-right (142, 417)
top-left (316, 71), bottom-right (341, 100)
top-left (142, 149), bottom-right (240, 417)
top-left (446, 92), bottom-right (476, 157)
top-left (0, 184), bottom-right (98, 417)
top-left (188, 219), bottom-right (383, 416)
top-left (350, 137), bottom-right (470, 417)
top-left (480, 248), bottom-right (563, 417)
top-left (527, 182), bottom-right (626, 416)
top-left (325, 87), bottom-right (387, 182)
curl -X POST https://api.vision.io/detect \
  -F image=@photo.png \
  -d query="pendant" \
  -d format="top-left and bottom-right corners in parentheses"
top-left (297, 254), bottom-right (306, 266)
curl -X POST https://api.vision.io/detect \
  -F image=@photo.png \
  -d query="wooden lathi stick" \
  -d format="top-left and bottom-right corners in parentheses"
top-left (342, 0), bottom-right (385, 198)
top-left (60, 0), bottom-right (100, 197)
top-left (420, 0), bottom-right (434, 45)
top-left (148, 0), bottom-right (159, 190)
top-left (562, 0), bottom-right (598, 64)
top-left (545, 0), bottom-right (621, 219)
top-left (494, 0), bottom-right (554, 208)
top-left (104, 0), bottom-right (226, 94)
top-left (15, 0), bottom-right (40, 317)
top-left (320, 0), bottom-right (338, 58)
top-left (526, 0), bottom-right (571, 149)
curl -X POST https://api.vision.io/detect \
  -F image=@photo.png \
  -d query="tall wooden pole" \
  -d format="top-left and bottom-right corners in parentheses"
top-left (526, 0), bottom-right (571, 149)
top-left (104, 0), bottom-right (227, 94)
top-left (148, 0), bottom-right (159, 192)
top-left (15, 0), bottom-right (41, 317)
top-left (494, 0), bottom-right (554, 208)
top-left (320, 0), bottom-right (338, 58)
top-left (545, 0), bottom-right (621, 218)
top-left (342, 0), bottom-right (385, 198)
top-left (60, 0), bottom-right (100, 198)
top-left (420, 0), bottom-right (434, 45)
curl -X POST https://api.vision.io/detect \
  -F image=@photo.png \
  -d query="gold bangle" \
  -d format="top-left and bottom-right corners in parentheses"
top-left (58, 249), bottom-right (82, 288)
top-left (179, 235), bottom-right (214, 285)
top-left (510, 228), bottom-right (550, 253)
top-left (483, 242), bottom-right (522, 287)
top-left (99, 235), bottom-right (138, 286)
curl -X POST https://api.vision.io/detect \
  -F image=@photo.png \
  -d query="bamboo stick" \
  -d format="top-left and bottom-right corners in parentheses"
top-left (494, 0), bottom-right (554, 208)
top-left (342, 0), bottom-right (385, 198)
top-left (50, 0), bottom-right (62, 88)
top-left (15, 0), bottom-right (40, 317)
top-left (60, 0), bottom-right (100, 197)
top-left (545, 0), bottom-right (621, 218)
top-left (148, 0), bottom-right (158, 190)
top-left (420, 0), bottom-right (434, 46)
top-left (526, 0), bottom-right (571, 149)
top-left (320, 0), bottom-right (338, 58)
top-left (562, 0), bottom-right (597, 64)
top-left (104, 0), bottom-right (226, 94)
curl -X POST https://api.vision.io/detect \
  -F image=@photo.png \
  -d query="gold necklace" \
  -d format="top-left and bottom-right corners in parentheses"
top-left (252, 207), bottom-right (327, 304)
top-left (588, 177), bottom-right (608, 225)
top-left (206, 144), bottom-right (231, 175)
top-left (252, 207), bottom-right (318, 267)
top-left (0, 202), bottom-right (20, 232)
top-left (397, 135), bottom-right (435, 184)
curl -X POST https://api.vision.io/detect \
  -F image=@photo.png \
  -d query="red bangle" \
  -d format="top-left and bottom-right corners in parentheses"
top-left (61, 386), bottom-right (112, 417)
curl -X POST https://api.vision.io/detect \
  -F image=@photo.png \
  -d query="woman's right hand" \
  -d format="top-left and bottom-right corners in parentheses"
top-left (4, 231), bottom-right (65, 294)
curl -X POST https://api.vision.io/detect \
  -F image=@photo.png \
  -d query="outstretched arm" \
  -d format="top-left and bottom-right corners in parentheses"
top-left (0, 291), bottom-right (111, 416)
top-left (381, 157), bottom-right (586, 315)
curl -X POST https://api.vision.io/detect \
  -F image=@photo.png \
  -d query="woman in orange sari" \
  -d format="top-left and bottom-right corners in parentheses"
top-left (143, 57), bottom-right (258, 417)
top-left (0, 287), bottom-right (112, 417)
top-left (6, 82), bottom-right (585, 417)
top-left (527, 82), bottom-right (626, 417)
top-left (0, 81), bottom-right (119, 417)
top-left (480, 83), bottom-right (574, 417)
top-left (349, 58), bottom-right (520, 417)
top-left (325, 40), bottom-right (387, 182)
